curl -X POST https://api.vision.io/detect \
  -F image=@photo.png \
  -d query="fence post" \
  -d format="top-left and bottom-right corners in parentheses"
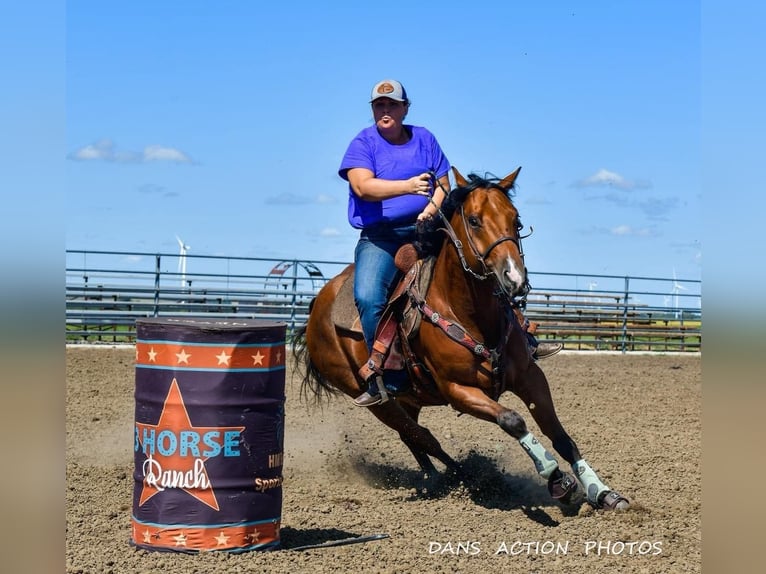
top-left (153, 254), bottom-right (161, 317)
top-left (289, 259), bottom-right (298, 335)
top-left (620, 276), bottom-right (630, 353)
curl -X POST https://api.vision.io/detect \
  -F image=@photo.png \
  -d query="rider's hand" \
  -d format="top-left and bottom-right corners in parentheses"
top-left (407, 173), bottom-right (432, 196)
top-left (417, 210), bottom-right (434, 222)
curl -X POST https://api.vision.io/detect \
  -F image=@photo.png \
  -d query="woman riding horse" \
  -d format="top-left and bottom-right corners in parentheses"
top-left (294, 166), bottom-right (629, 511)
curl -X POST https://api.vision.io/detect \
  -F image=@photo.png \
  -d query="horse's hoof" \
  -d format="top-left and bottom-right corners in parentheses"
top-left (548, 471), bottom-right (578, 504)
top-left (598, 490), bottom-right (630, 511)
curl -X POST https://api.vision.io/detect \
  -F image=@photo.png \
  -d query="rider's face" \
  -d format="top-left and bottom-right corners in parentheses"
top-left (371, 98), bottom-right (408, 130)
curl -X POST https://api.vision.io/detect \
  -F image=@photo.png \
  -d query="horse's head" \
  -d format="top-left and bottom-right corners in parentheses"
top-left (440, 166), bottom-right (529, 300)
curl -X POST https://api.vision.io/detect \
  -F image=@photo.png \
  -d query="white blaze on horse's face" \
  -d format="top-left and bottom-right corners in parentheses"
top-left (500, 254), bottom-right (526, 296)
top-left (478, 190), bottom-right (527, 297)
top-left (488, 227), bottom-right (526, 296)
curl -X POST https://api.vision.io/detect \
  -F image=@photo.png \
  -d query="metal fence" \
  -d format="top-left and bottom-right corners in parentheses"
top-left (65, 249), bottom-right (702, 352)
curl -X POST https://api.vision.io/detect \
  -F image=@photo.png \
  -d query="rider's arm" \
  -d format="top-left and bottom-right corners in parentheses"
top-left (347, 168), bottom-right (433, 201)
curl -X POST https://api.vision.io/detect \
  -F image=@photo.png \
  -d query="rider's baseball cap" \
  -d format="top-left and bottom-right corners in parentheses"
top-left (370, 79), bottom-right (408, 103)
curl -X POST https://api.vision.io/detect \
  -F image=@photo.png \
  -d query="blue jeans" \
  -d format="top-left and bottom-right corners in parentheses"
top-left (354, 223), bottom-right (417, 353)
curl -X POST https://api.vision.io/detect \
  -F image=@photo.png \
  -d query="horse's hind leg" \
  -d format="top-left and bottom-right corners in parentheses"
top-left (394, 402), bottom-right (438, 477)
top-left (514, 364), bottom-right (629, 510)
top-left (369, 400), bottom-right (460, 477)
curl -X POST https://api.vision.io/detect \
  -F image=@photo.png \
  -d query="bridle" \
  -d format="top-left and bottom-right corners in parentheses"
top-left (429, 173), bottom-right (532, 300)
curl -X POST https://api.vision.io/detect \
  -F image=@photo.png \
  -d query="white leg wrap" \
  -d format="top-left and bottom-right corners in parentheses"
top-left (518, 432), bottom-right (558, 479)
top-left (572, 459), bottom-right (610, 505)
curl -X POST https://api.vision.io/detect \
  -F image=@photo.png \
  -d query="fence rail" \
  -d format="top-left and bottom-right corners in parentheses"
top-left (65, 250), bottom-right (702, 352)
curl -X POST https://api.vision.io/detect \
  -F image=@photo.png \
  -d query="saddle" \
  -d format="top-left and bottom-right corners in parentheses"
top-left (331, 244), bottom-right (427, 336)
top-left (330, 245), bottom-right (443, 404)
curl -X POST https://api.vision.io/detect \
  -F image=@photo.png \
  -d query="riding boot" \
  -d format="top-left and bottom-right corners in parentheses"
top-left (526, 331), bottom-right (563, 360)
top-left (533, 340), bottom-right (563, 360)
top-left (516, 306), bottom-right (563, 360)
top-left (354, 366), bottom-right (411, 407)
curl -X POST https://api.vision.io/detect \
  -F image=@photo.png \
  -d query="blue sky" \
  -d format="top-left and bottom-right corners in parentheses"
top-left (64, 1), bottom-right (703, 281)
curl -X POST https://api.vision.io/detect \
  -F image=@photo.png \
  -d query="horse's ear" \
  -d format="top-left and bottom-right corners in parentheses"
top-left (452, 166), bottom-right (468, 187)
top-left (500, 166), bottom-right (522, 190)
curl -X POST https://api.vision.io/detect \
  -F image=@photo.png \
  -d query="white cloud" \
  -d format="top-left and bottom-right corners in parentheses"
top-left (316, 194), bottom-right (338, 204)
top-left (611, 225), bottom-right (632, 236)
top-left (69, 139), bottom-right (117, 161)
top-left (143, 145), bottom-right (193, 163)
top-left (70, 146), bottom-right (103, 160)
top-left (610, 225), bottom-right (654, 237)
top-left (319, 227), bottom-right (341, 237)
top-left (68, 139), bottom-right (194, 164)
top-left (575, 168), bottom-right (651, 191)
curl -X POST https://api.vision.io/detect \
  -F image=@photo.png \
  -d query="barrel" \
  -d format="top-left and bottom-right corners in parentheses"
top-left (131, 318), bottom-right (286, 553)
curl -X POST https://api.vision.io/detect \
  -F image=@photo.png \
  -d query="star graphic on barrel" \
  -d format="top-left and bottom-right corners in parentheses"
top-left (215, 531), bottom-right (230, 546)
top-left (135, 378), bottom-right (245, 510)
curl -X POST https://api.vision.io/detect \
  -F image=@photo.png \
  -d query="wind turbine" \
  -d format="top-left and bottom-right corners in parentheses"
top-left (587, 281), bottom-right (598, 303)
top-left (176, 235), bottom-right (190, 290)
top-left (671, 268), bottom-right (687, 318)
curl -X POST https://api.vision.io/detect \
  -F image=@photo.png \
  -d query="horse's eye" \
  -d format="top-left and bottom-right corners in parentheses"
top-left (467, 215), bottom-right (481, 228)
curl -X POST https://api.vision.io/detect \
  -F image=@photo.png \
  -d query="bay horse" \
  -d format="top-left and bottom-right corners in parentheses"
top-left (293, 166), bottom-right (629, 511)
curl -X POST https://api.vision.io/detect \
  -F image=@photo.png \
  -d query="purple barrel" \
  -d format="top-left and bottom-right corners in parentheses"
top-left (131, 318), bottom-right (285, 553)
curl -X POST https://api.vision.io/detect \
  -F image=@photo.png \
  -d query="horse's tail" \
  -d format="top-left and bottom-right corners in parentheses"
top-left (291, 298), bottom-right (341, 403)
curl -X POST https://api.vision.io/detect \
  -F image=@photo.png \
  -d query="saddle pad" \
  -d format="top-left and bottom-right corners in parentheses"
top-left (330, 256), bottom-right (437, 335)
top-left (400, 256), bottom-right (435, 336)
top-left (331, 271), bottom-right (363, 333)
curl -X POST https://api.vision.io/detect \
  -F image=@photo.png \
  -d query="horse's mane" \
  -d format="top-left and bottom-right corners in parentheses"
top-left (440, 173), bottom-right (517, 221)
top-left (415, 173), bottom-right (518, 256)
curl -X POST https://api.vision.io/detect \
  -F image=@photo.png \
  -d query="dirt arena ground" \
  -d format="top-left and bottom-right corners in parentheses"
top-left (66, 347), bottom-right (700, 573)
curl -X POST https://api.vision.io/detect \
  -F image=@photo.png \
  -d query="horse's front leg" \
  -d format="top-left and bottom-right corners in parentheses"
top-left (443, 383), bottom-right (576, 502)
top-left (513, 363), bottom-right (630, 511)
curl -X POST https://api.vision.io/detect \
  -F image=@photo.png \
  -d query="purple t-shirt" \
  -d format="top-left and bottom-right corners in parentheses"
top-left (339, 125), bottom-right (451, 229)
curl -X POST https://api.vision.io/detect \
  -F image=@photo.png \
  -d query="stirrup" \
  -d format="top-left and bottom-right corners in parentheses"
top-left (353, 375), bottom-right (389, 407)
top-left (353, 390), bottom-right (383, 407)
